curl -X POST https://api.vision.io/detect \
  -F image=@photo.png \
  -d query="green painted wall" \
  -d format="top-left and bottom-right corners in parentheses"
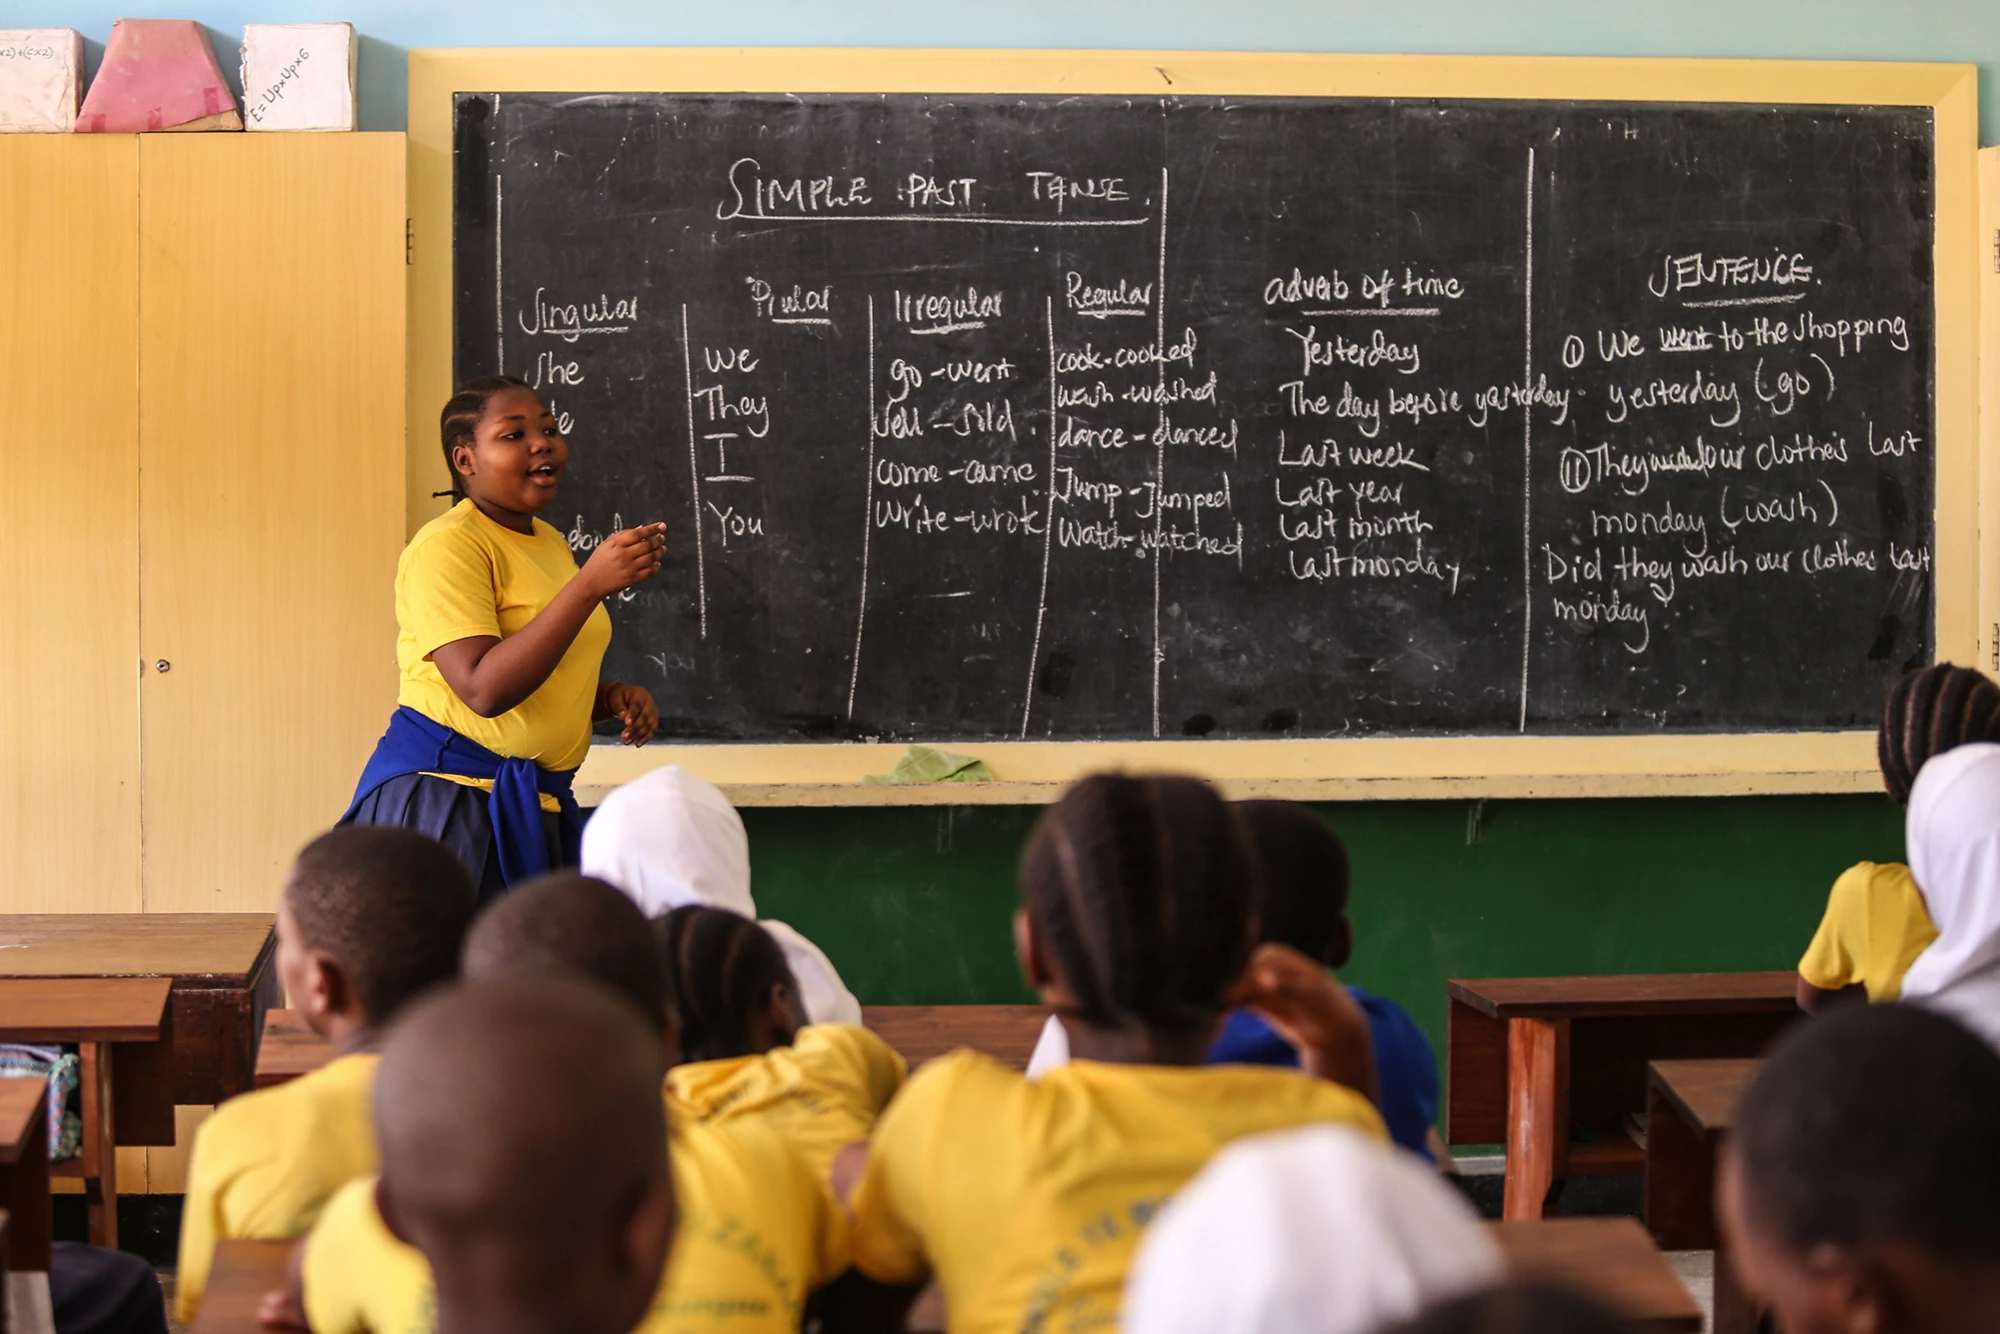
top-left (745, 792), bottom-right (1906, 1067)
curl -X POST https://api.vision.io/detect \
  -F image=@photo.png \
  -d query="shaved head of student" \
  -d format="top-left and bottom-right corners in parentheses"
top-left (1719, 1003), bottom-right (2000, 1334)
top-left (374, 976), bottom-right (675, 1334)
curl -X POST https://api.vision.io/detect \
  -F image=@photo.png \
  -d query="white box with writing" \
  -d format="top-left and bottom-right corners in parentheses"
top-left (240, 22), bottom-right (357, 131)
top-left (0, 29), bottom-right (84, 133)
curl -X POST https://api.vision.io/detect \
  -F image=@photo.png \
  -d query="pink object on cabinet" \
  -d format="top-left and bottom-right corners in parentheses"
top-left (75, 19), bottom-right (241, 133)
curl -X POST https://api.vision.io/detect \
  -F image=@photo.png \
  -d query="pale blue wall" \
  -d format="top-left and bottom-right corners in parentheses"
top-left (12, 0), bottom-right (2000, 139)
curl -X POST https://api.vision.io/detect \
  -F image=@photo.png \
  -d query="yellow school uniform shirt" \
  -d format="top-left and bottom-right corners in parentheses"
top-left (850, 1052), bottom-right (1386, 1334)
top-left (1798, 859), bottom-right (1938, 1001)
top-left (667, 1023), bottom-right (907, 1179)
top-left (396, 499), bottom-right (612, 790)
top-left (174, 1052), bottom-right (381, 1323)
top-left (301, 1108), bottom-right (847, 1334)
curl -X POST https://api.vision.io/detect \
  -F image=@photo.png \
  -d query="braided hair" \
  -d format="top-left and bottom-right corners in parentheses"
top-left (438, 375), bottom-right (538, 501)
top-left (1020, 773), bottom-right (1260, 1037)
top-left (1878, 663), bottom-right (2000, 806)
top-left (656, 905), bottom-right (799, 1063)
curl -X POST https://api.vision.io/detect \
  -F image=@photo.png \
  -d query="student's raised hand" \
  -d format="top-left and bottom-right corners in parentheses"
top-left (1230, 942), bottom-right (1380, 1107)
top-left (580, 522), bottom-right (667, 598)
top-left (598, 681), bottom-right (659, 746)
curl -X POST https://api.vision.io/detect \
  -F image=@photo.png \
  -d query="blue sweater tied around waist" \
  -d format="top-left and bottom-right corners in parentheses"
top-left (345, 706), bottom-right (581, 887)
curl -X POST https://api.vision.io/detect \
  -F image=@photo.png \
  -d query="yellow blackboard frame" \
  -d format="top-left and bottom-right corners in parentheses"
top-left (407, 49), bottom-right (1979, 805)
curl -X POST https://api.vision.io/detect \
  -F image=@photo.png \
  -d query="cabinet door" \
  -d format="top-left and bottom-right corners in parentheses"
top-left (0, 137), bottom-right (141, 913)
top-left (138, 134), bottom-right (406, 912)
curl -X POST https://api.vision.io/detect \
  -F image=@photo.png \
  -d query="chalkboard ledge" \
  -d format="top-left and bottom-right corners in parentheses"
top-left (573, 737), bottom-right (1883, 808)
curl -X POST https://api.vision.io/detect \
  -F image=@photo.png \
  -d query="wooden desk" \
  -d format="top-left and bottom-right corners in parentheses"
top-left (0, 1081), bottom-right (50, 1273)
top-left (1447, 972), bottom-right (1798, 1219)
top-left (190, 1237), bottom-right (291, 1334)
top-left (1647, 1059), bottom-right (1762, 1334)
top-left (0, 914), bottom-right (279, 1115)
top-left (0, 977), bottom-right (170, 1248)
top-left (861, 1005), bottom-right (1047, 1070)
top-left (1491, 1217), bottom-right (1703, 1331)
top-left (257, 1004), bottom-right (1052, 1090)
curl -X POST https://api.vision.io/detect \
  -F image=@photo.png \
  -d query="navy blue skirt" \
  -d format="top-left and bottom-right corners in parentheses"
top-left (344, 772), bottom-right (570, 903)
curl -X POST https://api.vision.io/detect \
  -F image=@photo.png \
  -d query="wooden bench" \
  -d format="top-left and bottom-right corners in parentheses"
top-left (0, 1080), bottom-right (50, 1273)
top-left (257, 1004), bottom-right (1053, 1088)
top-left (1491, 1216), bottom-right (1703, 1330)
top-left (191, 1237), bottom-right (291, 1334)
top-left (1446, 972), bottom-right (1798, 1219)
top-left (0, 914), bottom-right (279, 1110)
top-left (1646, 1058), bottom-right (1762, 1334)
top-left (0, 977), bottom-right (170, 1247)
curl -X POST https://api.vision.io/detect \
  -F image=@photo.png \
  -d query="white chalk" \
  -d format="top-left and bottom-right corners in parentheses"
top-left (0, 29), bottom-right (84, 133)
top-left (240, 23), bottom-right (357, 132)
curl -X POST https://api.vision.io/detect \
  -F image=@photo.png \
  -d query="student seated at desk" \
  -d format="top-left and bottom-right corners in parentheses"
top-left (658, 904), bottom-right (904, 1179)
top-left (582, 764), bottom-right (863, 1024)
top-left (1121, 1123), bottom-right (1500, 1334)
top-left (1794, 662), bottom-right (1994, 1011)
top-left (846, 773), bottom-right (1385, 1334)
top-left (1720, 1003), bottom-right (2000, 1334)
top-left (294, 873), bottom-right (849, 1334)
top-left (1029, 800), bottom-right (1440, 1159)
top-left (373, 976), bottom-right (676, 1334)
top-left (175, 827), bottom-right (475, 1323)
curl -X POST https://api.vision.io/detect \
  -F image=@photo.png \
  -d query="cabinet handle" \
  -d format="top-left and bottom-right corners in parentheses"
top-left (155, 660), bottom-right (171, 673)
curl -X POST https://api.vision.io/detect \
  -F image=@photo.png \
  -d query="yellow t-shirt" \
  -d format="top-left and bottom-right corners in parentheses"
top-left (1798, 860), bottom-right (1939, 1002)
top-left (396, 499), bottom-right (612, 776)
top-left (667, 1024), bottom-right (907, 1179)
top-left (175, 1052), bottom-right (381, 1323)
top-left (301, 1107), bottom-right (847, 1334)
top-left (850, 1052), bottom-right (1386, 1334)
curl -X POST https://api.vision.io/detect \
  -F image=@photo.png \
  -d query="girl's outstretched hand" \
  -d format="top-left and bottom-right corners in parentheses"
top-left (1230, 942), bottom-right (1380, 1107)
top-left (580, 522), bottom-right (667, 598)
top-left (597, 682), bottom-right (659, 746)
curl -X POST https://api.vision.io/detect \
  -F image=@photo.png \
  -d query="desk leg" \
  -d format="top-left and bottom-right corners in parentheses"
top-left (1502, 1017), bottom-right (1569, 1221)
top-left (0, 1096), bottom-right (51, 1272)
top-left (78, 1043), bottom-right (117, 1249)
top-left (1644, 1083), bottom-right (1716, 1250)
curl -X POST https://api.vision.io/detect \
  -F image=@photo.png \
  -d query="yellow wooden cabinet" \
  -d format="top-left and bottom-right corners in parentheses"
top-left (0, 133), bottom-right (406, 915)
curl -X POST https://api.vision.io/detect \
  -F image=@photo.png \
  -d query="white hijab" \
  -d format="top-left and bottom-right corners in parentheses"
top-left (581, 766), bottom-right (863, 1026)
top-left (1901, 742), bottom-right (2000, 1049)
top-left (1123, 1124), bottom-right (1502, 1334)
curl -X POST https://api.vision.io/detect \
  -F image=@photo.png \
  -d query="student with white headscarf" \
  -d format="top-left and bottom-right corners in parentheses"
top-left (1900, 741), bottom-right (2000, 1050)
top-left (1123, 1123), bottom-right (1502, 1334)
top-left (581, 766), bottom-right (863, 1025)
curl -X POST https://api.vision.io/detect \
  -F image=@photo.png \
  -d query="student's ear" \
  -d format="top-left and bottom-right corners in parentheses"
top-left (294, 952), bottom-right (356, 1028)
top-left (1798, 1242), bottom-right (1892, 1334)
top-left (765, 981), bottom-right (806, 1046)
top-left (1328, 918), bottom-right (1354, 971)
top-left (619, 1172), bottom-right (679, 1293)
top-left (1015, 909), bottom-right (1052, 990)
top-left (451, 441), bottom-right (477, 481)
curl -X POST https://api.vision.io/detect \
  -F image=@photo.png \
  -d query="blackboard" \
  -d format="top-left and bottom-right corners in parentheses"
top-left (452, 89), bottom-right (1937, 745)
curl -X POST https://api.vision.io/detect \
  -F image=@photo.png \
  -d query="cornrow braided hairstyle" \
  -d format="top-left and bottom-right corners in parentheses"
top-left (1878, 663), bottom-right (2000, 806)
top-left (438, 375), bottom-right (537, 502)
top-left (655, 905), bottom-right (799, 1063)
top-left (1020, 773), bottom-right (1260, 1037)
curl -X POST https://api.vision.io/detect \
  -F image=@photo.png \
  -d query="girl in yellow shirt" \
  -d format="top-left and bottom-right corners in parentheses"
top-left (847, 773), bottom-right (1385, 1334)
top-left (344, 377), bottom-right (667, 899)
top-left (1797, 662), bottom-right (1997, 1009)
top-left (659, 905), bottom-right (906, 1180)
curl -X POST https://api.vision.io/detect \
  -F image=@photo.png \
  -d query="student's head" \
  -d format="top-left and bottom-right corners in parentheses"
top-left (580, 766), bottom-right (756, 919)
top-left (1237, 801), bottom-right (1351, 968)
top-left (375, 976), bottom-right (674, 1334)
top-left (1719, 1004), bottom-right (2000, 1334)
top-left (1877, 663), bottom-right (2000, 806)
top-left (278, 826), bottom-right (476, 1042)
top-left (656, 905), bottom-right (805, 1062)
top-left (1017, 773), bottom-right (1258, 1053)
top-left (461, 872), bottom-right (672, 1043)
top-left (1377, 1283), bottom-right (1626, 1334)
top-left (439, 375), bottom-right (564, 514)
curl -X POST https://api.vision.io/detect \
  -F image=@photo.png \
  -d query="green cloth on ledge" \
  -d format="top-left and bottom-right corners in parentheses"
top-left (862, 745), bottom-right (995, 785)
